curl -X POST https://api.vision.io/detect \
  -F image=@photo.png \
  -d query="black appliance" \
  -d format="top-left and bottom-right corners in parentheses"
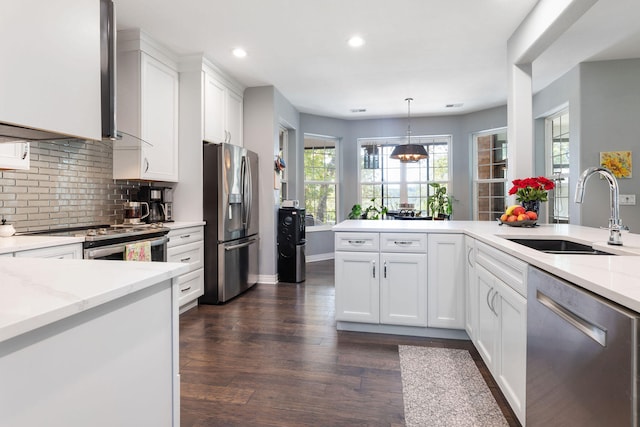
top-left (277, 207), bottom-right (306, 283)
top-left (137, 186), bottom-right (168, 223)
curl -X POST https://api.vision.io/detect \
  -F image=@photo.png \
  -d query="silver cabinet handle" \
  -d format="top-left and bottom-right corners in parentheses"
top-left (537, 290), bottom-right (607, 346)
top-left (348, 240), bottom-right (366, 245)
top-left (180, 257), bottom-right (191, 262)
top-left (144, 158), bottom-right (150, 173)
top-left (467, 247), bottom-right (473, 267)
top-left (486, 287), bottom-right (495, 313)
top-left (490, 290), bottom-right (499, 316)
top-left (180, 234), bottom-right (191, 239)
top-left (372, 260), bottom-right (376, 278)
top-left (181, 286), bottom-right (191, 293)
top-left (22, 143), bottom-right (29, 160)
top-left (384, 261), bottom-right (387, 278)
top-left (394, 241), bottom-right (413, 246)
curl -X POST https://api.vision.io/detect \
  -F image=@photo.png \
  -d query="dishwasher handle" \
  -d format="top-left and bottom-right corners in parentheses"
top-left (536, 290), bottom-right (607, 347)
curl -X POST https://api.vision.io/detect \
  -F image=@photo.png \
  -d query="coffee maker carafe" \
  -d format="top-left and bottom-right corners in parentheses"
top-left (137, 186), bottom-right (166, 223)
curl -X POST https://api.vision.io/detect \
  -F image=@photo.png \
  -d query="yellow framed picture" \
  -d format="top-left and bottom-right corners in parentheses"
top-left (600, 151), bottom-right (632, 178)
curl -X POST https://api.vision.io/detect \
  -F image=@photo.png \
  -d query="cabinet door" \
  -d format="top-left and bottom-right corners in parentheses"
top-left (141, 53), bottom-right (179, 181)
top-left (464, 236), bottom-right (477, 341)
top-left (0, 142), bottom-right (29, 170)
top-left (203, 73), bottom-right (226, 143)
top-left (495, 278), bottom-right (527, 423)
top-left (380, 252), bottom-right (428, 326)
top-left (1, 0), bottom-right (101, 141)
top-left (335, 251), bottom-right (379, 323)
top-left (226, 89), bottom-right (243, 146)
top-left (427, 234), bottom-right (465, 329)
top-left (475, 264), bottom-right (499, 372)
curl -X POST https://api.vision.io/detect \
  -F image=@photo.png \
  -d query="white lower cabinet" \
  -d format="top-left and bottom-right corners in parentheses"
top-left (167, 225), bottom-right (204, 312)
top-left (335, 251), bottom-right (380, 323)
top-left (380, 252), bottom-right (428, 326)
top-left (474, 242), bottom-right (527, 425)
top-left (335, 232), bottom-right (428, 327)
top-left (427, 234), bottom-right (465, 329)
top-left (14, 243), bottom-right (82, 259)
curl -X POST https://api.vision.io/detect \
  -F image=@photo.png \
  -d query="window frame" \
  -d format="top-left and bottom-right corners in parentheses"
top-left (545, 107), bottom-right (570, 223)
top-left (472, 127), bottom-right (508, 221)
top-left (356, 135), bottom-right (452, 214)
top-left (303, 133), bottom-right (339, 232)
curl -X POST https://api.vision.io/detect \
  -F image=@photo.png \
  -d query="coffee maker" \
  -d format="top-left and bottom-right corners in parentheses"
top-left (137, 186), bottom-right (168, 223)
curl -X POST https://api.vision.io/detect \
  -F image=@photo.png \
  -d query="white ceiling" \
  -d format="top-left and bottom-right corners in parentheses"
top-left (115, 0), bottom-right (640, 120)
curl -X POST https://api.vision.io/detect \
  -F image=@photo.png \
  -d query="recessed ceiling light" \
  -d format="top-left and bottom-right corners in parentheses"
top-left (350, 108), bottom-right (367, 113)
top-left (232, 48), bottom-right (247, 58)
top-left (347, 36), bottom-right (365, 48)
top-left (445, 103), bottom-right (464, 108)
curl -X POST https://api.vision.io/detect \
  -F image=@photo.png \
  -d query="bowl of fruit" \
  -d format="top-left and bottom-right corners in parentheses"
top-left (498, 205), bottom-right (538, 227)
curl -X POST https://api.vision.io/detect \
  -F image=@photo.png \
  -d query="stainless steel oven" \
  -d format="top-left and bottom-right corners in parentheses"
top-left (84, 234), bottom-right (168, 261)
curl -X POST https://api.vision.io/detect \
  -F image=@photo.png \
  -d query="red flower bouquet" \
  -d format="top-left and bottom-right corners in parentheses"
top-left (508, 176), bottom-right (555, 202)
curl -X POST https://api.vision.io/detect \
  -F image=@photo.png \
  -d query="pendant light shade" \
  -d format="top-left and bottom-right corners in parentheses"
top-left (390, 98), bottom-right (428, 163)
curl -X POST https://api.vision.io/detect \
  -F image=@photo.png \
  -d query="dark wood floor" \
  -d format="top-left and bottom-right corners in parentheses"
top-left (179, 260), bottom-right (520, 426)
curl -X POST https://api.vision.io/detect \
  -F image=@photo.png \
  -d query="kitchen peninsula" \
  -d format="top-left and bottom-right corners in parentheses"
top-left (0, 254), bottom-right (188, 427)
top-left (334, 219), bottom-right (640, 424)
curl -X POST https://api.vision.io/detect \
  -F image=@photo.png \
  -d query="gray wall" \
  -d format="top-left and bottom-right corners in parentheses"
top-left (244, 86), bottom-right (300, 280)
top-left (533, 58), bottom-right (640, 232)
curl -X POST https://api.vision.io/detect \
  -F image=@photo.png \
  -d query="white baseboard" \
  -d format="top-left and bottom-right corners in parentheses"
top-left (306, 253), bottom-right (334, 263)
top-left (258, 274), bottom-right (278, 285)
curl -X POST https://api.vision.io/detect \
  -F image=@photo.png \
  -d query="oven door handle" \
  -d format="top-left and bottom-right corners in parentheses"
top-left (85, 236), bottom-right (168, 259)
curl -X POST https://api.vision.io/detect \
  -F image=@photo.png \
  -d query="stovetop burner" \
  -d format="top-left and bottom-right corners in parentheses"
top-left (22, 223), bottom-right (170, 242)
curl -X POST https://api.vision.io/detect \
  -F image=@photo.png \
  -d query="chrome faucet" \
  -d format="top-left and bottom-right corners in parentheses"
top-left (575, 166), bottom-right (625, 246)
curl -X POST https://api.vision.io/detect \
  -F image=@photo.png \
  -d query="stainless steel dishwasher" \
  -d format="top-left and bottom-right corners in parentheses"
top-left (527, 266), bottom-right (639, 426)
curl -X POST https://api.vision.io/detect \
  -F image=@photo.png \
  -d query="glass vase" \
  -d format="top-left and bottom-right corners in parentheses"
top-left (521, 200), bottom-right (540, 215)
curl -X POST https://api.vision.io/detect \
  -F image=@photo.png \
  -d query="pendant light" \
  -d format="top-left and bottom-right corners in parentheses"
top-left (390, 98), bottom-right (429, 163)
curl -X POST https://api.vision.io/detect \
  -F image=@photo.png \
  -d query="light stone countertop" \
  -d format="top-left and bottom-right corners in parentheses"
top-left (0, 235), bottom-right (85, 255)
top-left (0, 257), bottom-right (189, 344)
top-left (163, 221), bottom-right (205, 230)
top-left (333, 220), bottom-right (640, 312)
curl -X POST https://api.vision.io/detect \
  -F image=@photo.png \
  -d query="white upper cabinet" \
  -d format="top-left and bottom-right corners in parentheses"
top-left (203, 69), bottom-right (244, 146)
top-left (114, 30), bottom-right (179, 182)
top-left (0, 143), bottom-right (29, 170)
top-left (0, 0), bottom-right (101, 141)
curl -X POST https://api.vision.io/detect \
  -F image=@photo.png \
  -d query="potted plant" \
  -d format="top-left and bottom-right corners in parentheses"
top-left (427, 183), bottom-right (453, 220)
top-left (348, 198), bottom-right (388, 220)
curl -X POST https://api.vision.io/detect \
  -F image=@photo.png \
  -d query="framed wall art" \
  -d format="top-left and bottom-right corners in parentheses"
top-left (600, 151), bottom-right (632, 178)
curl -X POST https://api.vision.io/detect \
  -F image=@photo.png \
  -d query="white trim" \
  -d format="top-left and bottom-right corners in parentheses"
top-left (337, 321), bottom-right (470, 340)
top-left (306, 252), bottom-right (335, 263)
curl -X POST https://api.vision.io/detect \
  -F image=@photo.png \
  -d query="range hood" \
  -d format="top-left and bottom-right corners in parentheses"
top-left (0, 0), bottom-right (117, 143)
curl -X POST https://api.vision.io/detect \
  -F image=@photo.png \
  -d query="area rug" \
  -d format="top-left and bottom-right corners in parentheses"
top-left (398, 346), bottom-right (508, 427)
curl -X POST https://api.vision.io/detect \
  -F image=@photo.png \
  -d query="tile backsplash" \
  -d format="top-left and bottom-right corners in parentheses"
top-left (0, 139), bottom-right (142, 232)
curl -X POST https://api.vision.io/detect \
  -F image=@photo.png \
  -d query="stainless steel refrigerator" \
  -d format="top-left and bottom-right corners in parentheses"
top-left (200, 142), bottom-right (259, 304)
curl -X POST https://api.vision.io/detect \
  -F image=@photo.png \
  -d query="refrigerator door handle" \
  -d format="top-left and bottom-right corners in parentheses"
top-left (244, 154), bottom-right (252, 231)
top-left (224, 237), bottom-right (260, 251)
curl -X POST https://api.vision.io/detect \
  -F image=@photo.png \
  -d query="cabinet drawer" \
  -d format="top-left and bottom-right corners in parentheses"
top-left (15, 243), bottom-right (82, 259)
top-left (177, 268), bottom-right (204, 306)
top-left (167, 226), bottom-right (203, 247)
top-left (335, 233), bottom-right (379, 252)
top-left (167, 241), bottom-right (203, 273)
top-left (380, 233), bottom-right (427, 253)
top-left (476, 241), bottom-right (527, 297)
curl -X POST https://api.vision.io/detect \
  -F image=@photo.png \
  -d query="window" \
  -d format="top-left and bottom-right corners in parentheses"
top-left (546, 110), bottom-right (569, 223)
top-left (473, 129), bottom-right (508, 221)
top-left (304, 134), bottom-right (338, 228)
top-left (358, 136), bottom-right (451, 214)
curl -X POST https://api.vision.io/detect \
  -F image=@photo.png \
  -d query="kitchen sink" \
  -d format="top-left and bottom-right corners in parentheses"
top-left (506, 238), bottom-right (616, 255)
